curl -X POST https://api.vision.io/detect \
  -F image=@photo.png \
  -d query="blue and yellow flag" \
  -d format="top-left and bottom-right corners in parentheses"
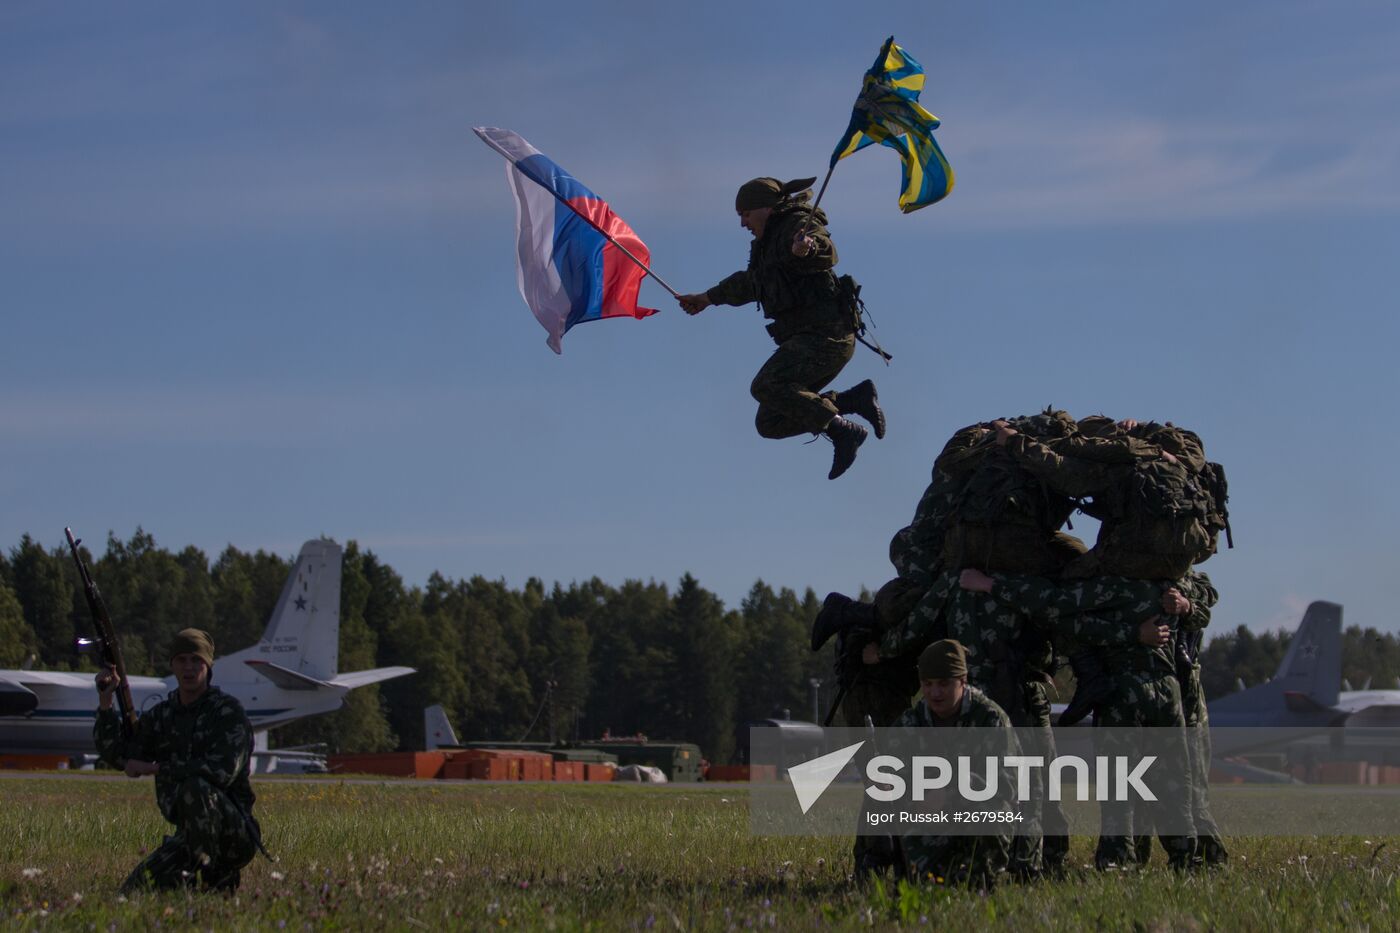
top-left (830, 37), bottom-right (954, 213)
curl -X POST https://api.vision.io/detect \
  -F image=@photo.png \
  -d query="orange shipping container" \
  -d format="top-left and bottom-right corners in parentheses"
top-left (466, 758), bottom-right (520, 781)
top-left (552, 761), bottom-right (583, 782)
top-left (584, 762), bottom-right (617, 782)
top-left (0, 754), bottom-right (70, 771)
top-left (329, 752), bottom-right (446, 779)
top-left (1314, 761), bottom-right (1369, 785)
top-left (515, 751), bottom-right (554, 782)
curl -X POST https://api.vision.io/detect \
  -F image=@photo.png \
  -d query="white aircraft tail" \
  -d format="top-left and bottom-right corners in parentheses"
top-left (424, 704), bottom-right (461, 750)
top-left (221, 539), bottom-right (342, 680)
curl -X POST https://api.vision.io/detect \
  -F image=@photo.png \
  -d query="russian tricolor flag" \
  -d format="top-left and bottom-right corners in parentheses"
top-left (475, 127), bottom-right (657, 354)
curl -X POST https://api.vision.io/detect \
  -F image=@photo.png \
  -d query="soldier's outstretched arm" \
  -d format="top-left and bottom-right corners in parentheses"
top-left (704, 270), bottom-right (757, 308)
top-left (1002, 434), bottom-right (1114, 499)
top-left (973, 573), bottom-right (1152, 620)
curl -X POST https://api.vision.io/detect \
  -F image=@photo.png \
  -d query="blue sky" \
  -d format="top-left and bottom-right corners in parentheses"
top-left (3, 2), bottom-right (1397, 638)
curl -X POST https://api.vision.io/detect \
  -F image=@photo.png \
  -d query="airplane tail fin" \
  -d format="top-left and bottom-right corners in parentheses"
top-left (1270, 601), bottom-right (1342, 707)
top-left (221, 539), bottom-right (342, 680)
top-left (1210, 601), bottom-right (1342, 713)
top-left (424, 704), bottom-right (461, 750)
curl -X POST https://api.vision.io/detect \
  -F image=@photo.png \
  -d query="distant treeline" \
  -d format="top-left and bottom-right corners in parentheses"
top-left (0, 530), bottom-right (836, 761)
top-left (3, 531), bottom-right (1398, 760)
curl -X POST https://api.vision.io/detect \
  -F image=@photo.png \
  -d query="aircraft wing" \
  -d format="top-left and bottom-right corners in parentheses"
top-left (329, 667), bottom-right (416, 689)
top-left (244, 660), bottom-right (333, 691)
top-left (1343, 705), bottom-right (1400, 727)
top-left (0, 674), bottom-right (38, 716)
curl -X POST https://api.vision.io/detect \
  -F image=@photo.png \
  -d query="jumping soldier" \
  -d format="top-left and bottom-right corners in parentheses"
top-left (677, 176), bottom-right (884, 479)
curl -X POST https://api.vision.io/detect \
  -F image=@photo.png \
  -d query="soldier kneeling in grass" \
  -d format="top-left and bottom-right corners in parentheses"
top-left (95, 629), bottom-right (263, 893)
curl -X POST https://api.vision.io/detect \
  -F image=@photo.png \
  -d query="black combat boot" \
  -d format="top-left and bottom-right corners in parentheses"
top-left (810, 592), bottom-right (879, 651)
top-left (1058, 648), bottom-right (1112, 726)
top-left (835, 379), bottom-right (886, 439)
top-left (824, 416), bottom-right (868, 480)
top-left (201, 864), bottom-right (242, 893)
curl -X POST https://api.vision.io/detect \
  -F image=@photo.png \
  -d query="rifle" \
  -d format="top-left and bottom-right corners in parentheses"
top-left (822, 622), bottom-right (878, 726)
top-left (66, 527), bottom-right (137, 741)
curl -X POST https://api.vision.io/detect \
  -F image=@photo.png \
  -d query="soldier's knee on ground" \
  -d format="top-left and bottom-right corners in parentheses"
top-left (119, 836), bottom-right (200, 893)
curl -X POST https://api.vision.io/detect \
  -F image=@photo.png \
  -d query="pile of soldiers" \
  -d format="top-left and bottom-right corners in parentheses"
top-left (811, 409), bottom-right (1232, 884)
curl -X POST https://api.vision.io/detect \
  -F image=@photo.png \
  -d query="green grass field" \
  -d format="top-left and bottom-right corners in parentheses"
top-left (2, 776), bottom-right (1397, 931)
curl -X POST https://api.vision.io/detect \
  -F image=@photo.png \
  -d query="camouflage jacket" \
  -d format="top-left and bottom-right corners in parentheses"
top-left (705, 202), bottom-right (849, 344)
top-left (889, 466), bottom-right (964, 584)
top-left (1174, 571), bottom-right (1218, 723)
top-left (894, 685), bottom-right (1011, 729)
top-left (1175, 570), bottom-right (1217, 637)
top-left (988, 574), bottom-right (1177, 676)
top-left (95, 686), bottom-right (255, 825)
top-left (893, 688), bottom-right (1021, 820)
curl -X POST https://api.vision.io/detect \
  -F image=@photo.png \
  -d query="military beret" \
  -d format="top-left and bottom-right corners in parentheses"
top-left (169, 628), bottom-right (215, 667)
top-left (918, 639), bottom-right (968, 680)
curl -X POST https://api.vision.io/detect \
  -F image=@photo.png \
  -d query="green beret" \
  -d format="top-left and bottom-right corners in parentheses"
top-left (735, 176), bottom-right (818, 212)
top-left (169, 628), bottom-right (215, 667)
top-left (918, 639), bottom-right (968, 680)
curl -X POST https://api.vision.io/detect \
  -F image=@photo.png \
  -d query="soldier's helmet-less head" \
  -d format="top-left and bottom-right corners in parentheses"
top-left (734, 176), bottom-right (819, 212)
top-left (169, 628), bottom-right (215, 668)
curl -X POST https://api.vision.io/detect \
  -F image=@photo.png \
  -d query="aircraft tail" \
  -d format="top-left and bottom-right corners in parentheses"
top-left (1269, 601), bottom-right (1343, 707)
top-left (221, 539), bottom-right (342, 680)
top-left (1212, 601), bottom-right (1342, 712)
top-left (424, 704), bottom-right (461, 750)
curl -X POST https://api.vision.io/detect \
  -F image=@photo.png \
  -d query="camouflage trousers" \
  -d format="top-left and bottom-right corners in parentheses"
top-left (840, 661), bottom-right (918, 878)
top-left (750, 332), bottom-right (855, 438)
top-left (902, 832), bottom-right (1010, 890)
top-left (1092, 673), bottom-right (1195, 870)
top-left (1183, 674), bottom-right (1227, 866)
top-left (121, 778), bottom-right (259, 893)
top-left (946, 588), bottom-right (1067, 876)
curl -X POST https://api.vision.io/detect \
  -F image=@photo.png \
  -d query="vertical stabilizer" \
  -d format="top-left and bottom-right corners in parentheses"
top-left (1271, 601), bottom-right (1342, 706)
top-left (424, 704), bottom-right (461, 750)
top-left (221, 539), bottom-right (342, 680)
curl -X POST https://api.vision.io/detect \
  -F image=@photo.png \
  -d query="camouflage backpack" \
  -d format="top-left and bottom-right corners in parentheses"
top-left (1094, 427), bottom-right (1232, 578)
top-left (938, 410), bottom-right (1083, 574)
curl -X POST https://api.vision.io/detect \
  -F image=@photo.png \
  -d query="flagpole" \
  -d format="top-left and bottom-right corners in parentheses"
top-left (543, 189), bottom-right (679, 298)
top-left (797, 164), bottom-right (837, 240)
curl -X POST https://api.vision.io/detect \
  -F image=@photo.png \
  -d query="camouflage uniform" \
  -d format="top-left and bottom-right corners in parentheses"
top-left (941, 583), bottom-right (1069, 875)
top-left (841, 457), bottom-right (968, 728)
top-left (1175, 571), bottom-right (1227, 865)
top-left (95, 686), bottom-right (260, 892)
top-left (893, 687), bottom-right (1015, 887)
top-left (987, 574), bottom-right (1196, 869)
top-left (706, 201), bottom-right (855, 438)
top-left (1001, 422), bottom-right (1207, 582)
top-left (875, 461), bottom-right (965, 660)
top-left (837, 462), bottom-right (961, 876)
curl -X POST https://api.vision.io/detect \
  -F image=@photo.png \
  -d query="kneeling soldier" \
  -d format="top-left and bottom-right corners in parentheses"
top-left (95, 628), bottom-right (262, 893)
top-left (894, 640), bottom-right (1016, 888)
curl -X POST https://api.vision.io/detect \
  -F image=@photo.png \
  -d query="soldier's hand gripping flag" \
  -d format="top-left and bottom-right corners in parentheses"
top-left (830, 37), bottom-right (954, 213)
